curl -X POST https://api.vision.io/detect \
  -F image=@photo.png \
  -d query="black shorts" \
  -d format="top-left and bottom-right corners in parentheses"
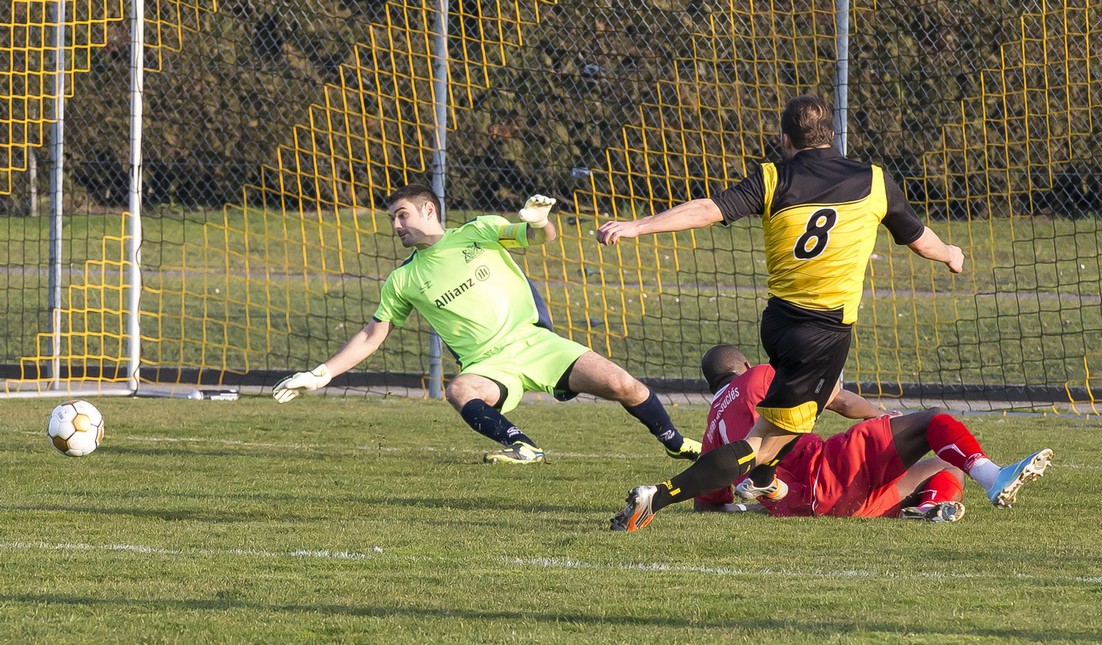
top-left (757, 297), bottom-right (853, 432)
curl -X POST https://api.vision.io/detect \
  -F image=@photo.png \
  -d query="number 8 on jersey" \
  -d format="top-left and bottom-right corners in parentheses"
top-left (793, 208), bottom-right (837, 260)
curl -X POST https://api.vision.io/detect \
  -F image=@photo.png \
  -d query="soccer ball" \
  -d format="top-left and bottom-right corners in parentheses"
top-left (47, 399), bottom-right (105, 456)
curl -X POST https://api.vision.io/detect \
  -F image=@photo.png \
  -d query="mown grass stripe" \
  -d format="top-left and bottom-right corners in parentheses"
top-left (2, 542), bottom-right (1098, 586)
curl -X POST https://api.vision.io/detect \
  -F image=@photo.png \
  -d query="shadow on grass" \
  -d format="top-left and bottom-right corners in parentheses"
top-left (4, 592), bottom-right (1099, 640)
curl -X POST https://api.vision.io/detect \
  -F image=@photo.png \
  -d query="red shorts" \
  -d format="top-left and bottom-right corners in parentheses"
top-left (812, 416), bottom-right (907, 518)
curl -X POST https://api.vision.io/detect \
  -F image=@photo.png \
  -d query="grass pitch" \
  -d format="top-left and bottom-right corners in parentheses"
top-left (1, 395), bottom-right (1100, 642)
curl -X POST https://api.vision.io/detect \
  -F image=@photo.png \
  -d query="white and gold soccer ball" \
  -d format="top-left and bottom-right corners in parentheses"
top-left (47, 399), bottom-right (105, 456)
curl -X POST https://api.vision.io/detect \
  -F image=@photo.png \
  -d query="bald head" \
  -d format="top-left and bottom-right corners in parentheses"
top-left (700, 344), bottom-right (751, 394)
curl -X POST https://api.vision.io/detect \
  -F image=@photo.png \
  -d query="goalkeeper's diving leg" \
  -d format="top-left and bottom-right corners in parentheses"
top-left (563, 351), bottom-right (701, 460)
top-left (446, 373), bottom-right (546, 464)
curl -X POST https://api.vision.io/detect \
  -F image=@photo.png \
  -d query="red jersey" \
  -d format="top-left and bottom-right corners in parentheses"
top-left (701, 364), bottom-right (774, 451)
top-left (696, 364), bottom-right (819, 516)
top-left (694, 366), bottom-right (904, 518)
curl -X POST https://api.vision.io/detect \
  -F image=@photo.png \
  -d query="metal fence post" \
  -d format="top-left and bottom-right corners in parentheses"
top-left (427, 0), bottom-right (450, 399)
top-left (126, 0), bottom-right (145, 393)
top-left (48, 0), bottom-right (67, 389)
top-left (833, 0), bottom-right (850, 155)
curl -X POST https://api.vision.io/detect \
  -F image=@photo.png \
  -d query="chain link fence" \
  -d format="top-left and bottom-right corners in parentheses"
top-left (1, 0), bottom-right (1099, 410)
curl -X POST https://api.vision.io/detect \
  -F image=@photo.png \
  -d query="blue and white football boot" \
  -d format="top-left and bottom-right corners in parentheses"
top-left (987, 448), bottom-right (1052, 508)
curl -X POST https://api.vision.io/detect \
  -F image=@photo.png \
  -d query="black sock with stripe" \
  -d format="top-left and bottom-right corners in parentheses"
top-left (651, 440), bottom-right (756, 512)
top-left (747, 439), bottom-right (798, 487)
top-left (459, 400), bottom-right (535, 447)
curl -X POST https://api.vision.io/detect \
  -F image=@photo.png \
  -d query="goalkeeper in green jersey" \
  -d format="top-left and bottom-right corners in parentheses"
top-left (273, 183), bottom-right (701, 464)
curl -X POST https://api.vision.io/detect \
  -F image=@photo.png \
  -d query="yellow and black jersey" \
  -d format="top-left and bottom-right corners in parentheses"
top-left (712, 147), bottom-right (924, 324)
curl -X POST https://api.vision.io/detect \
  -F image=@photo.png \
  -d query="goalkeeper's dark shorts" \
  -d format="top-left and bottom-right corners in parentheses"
top-left (756, 297), bottom-right (853, 433)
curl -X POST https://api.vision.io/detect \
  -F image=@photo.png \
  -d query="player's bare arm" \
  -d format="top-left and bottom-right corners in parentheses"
top-left (273, 318), bottom-right (391, 403)
top-left (519, 194), bottom-right (558, 246)
top-left (826, 388), bottom-right (883, 420)
top-left (907, 226), bottom-right (966, 273)
top-left (692, 500), bottom-right (767, 514)
top-left (323, 318), bottom-right (392, 377)
top-left (596, 198), bottom-right (724, 246)
top-left (526, 218), bottom-right (556, 246)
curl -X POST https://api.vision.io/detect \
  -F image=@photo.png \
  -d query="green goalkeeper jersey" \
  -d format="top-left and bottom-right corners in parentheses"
top-left (372, 215), bottom-right (553, 367)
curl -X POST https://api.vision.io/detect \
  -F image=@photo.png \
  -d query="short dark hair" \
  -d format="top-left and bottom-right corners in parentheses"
top-left (700, 344), bottom-right (749, 394)
top-left (386, 183), bottom-right (442, 215)
top-left (780, 95), bottom-right (834, 149)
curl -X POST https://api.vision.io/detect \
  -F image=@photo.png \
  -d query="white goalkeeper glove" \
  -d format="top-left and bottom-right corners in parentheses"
top-left (518, 194), bottom-right (556, 228)
top-left (273, 364), bottom-right (332, 403)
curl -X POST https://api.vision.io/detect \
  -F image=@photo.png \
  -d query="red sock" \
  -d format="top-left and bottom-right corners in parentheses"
top-left (926, 414), bottom-right (987, 472)
top-left (915, 469), bottom-right (964, 507)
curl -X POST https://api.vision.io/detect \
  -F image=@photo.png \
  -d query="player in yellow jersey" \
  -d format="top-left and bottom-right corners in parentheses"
top-left (273, 183), bottom-right (701, 464)
top-left (597, 96), bottom-right (964, 525)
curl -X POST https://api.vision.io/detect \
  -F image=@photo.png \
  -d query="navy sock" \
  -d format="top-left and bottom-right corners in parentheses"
top-left (459, 400), bottom-right (535, 447)
top-left (652, 440), bottom-right (756, 512)
top-left (623, 390), bottom-right (684, 451)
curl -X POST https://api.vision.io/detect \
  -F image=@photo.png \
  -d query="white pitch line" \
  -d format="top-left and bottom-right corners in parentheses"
top-left (123, 435), bottom-right (317, 450)
top-left (508, 556), bottom-right (971, 580)
top-left (11, 430), bottom-right (1100, 468)
top-left (119, 435), bottom-right (630, 458)
top-left (1, 542), bottom-right (1098, 585)
top-left (16, 430), bottom-right (636, 458)
top-left (505, 557), bottom-right (1102, 584)
top-left (1, 541), bottom-right (379, 561)
top-left (123, 436), bottom-right (630, 458)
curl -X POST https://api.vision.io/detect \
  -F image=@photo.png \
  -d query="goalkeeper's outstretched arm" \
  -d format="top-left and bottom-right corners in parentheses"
top-left (519, 194), bottom-right (558, 246)
top-left (323, 318), bottom-right (392, 377)
top-left (273, 319), bottom-right (392, 403)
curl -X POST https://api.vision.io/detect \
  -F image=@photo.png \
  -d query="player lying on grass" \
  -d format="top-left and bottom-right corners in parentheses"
top-left (597, 96), bottom-right (965, 505)
top-left (610, 344), bottom-right (1053, 531)
top-left (273, 183), bottom-right (701, 464)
